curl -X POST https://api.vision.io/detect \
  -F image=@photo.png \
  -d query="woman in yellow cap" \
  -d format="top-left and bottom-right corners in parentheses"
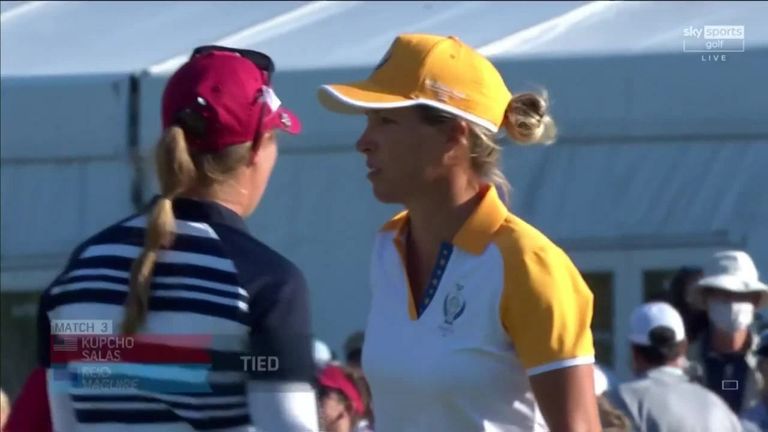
top-left (318, 34), bottom-right (599, 431)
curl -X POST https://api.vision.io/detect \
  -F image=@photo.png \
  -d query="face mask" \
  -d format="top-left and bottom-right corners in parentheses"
top-left (707, 299), bottom-right (754, 332)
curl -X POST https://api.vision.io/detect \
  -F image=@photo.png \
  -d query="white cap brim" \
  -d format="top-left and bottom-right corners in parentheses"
top-left (317, 84), bottom-right (501, 133)
top-left (690, 275), bottom-right (768, 309)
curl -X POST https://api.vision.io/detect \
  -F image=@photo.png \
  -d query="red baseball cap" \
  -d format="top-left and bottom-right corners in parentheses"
top-left (318, 364), bottom-right (365, 416)
top-left (162, 46), bottom-right (301, 152)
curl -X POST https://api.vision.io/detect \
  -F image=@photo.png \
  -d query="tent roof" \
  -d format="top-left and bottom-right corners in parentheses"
top-left (3, 1), bottom-right (766, 76)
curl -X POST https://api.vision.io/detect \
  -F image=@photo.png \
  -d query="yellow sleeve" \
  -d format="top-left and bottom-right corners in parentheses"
top-left (499, 244), bottom-right (595, 375)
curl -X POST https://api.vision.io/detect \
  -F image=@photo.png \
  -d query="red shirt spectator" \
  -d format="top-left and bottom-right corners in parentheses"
top-left (5, 367), bottom-right (52, 432)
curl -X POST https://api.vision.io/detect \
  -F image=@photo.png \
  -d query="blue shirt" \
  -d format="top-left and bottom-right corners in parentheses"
top-left (741, 401), bottom-right (768, 431)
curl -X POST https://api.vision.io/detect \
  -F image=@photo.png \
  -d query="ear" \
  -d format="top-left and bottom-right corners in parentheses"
top-left (247, 144), bottom-right (259, 166)
top-left (441, 120), bottom-right (470, 165)
top-left (446, 119), bottom-right (469, 146)
top-left (249, 131), bottom-right (276, 165)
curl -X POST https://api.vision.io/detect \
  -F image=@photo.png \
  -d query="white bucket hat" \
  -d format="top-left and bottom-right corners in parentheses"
top-left (689, 250), bottom-right (768, 309)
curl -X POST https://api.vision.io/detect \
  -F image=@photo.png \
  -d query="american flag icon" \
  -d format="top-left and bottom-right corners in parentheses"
top-left (53, 335), bottom-right (79, 352)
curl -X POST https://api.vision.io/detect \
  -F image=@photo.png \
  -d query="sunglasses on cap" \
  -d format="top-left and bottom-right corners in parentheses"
top-left (191, 45), bottom-right (275, 83)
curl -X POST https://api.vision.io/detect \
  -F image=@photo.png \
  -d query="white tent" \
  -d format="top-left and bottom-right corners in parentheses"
top-left (2, 1), bottom-right (767, 383)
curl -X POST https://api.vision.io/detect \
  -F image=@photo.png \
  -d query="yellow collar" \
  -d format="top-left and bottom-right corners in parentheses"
top-left (452, 185), bottom-right (508, 255)
top-left (380, 185), bottom-right (508, 255)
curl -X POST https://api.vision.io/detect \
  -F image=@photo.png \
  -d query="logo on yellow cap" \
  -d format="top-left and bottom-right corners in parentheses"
top-left (424, 78), bottom-right (466, 103)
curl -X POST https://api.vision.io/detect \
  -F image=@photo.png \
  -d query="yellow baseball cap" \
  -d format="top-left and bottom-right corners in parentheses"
top-left (317, 33), bottom-right (513, 133)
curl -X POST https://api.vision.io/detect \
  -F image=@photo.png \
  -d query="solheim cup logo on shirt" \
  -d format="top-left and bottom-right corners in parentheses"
top-left (440, 283), bottom-right (467, 336)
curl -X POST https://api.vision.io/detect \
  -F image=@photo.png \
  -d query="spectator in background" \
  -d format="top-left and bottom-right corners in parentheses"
top-left (607, 302), bottom-right (742, 431)
top-left (314, 338), bottom-right (335, 368)
top-left (667, 266), bottom-right (708, 344)
top-left (344, 331), bottom-right (365, 373)
top-left (347, 371), bottom-right (374, 432)
top-left (741, 330), bottom-right (768, 431)
top-left (0, 387), bottom-right (9, 430)
top-left (596, 397), bottom-right (631, 432)
top-left (4, 368), bottom-right (52, 432)
top-left (317, 364), bottom-right (373, 432)
top-left (688, 250), bottom-right (768, 414)
top-left (343, 331), bottom-right (374, 429)
top-left (666, 266), bottom-right (708, 383)
top-left (593, 366), bottom-right (631, 432)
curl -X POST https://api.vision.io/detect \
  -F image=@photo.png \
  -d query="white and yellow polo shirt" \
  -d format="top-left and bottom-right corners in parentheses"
top-left (361, 186), bottom-right (595, 432)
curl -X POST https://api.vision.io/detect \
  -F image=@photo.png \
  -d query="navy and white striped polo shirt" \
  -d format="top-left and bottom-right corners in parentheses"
top-left (37, 197), bottom-right (318, 431)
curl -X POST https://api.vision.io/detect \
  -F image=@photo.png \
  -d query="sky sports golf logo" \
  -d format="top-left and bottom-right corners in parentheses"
top-left (683, 25), bottom-right (745, 62)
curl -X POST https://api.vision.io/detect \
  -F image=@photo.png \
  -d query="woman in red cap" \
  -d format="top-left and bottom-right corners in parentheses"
top-left (317, 364), bottom-right (373, 432)
top-left (36, 46), bottom-right (318, 431)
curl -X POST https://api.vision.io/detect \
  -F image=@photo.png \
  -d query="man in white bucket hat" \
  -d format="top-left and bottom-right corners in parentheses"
top-left (689, 250), bottom-right (768, 414)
